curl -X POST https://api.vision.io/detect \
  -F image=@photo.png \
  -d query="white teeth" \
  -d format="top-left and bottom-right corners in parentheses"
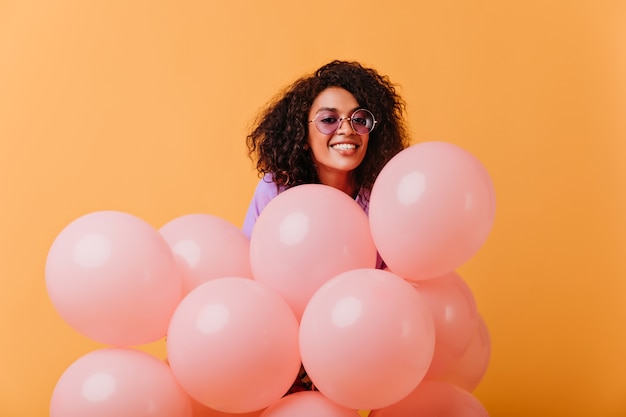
top-left (332, 143), bottom-right (356, 150)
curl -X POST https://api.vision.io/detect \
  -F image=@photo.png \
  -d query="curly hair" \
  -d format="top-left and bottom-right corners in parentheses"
top-left (247, 60), bottom-right (410, 192)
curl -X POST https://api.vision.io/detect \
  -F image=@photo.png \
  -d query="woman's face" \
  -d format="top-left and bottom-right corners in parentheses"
top-left (307, 87), bottom-right (370, 179)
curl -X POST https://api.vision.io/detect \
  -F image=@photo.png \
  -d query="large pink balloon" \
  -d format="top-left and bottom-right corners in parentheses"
top-left (50, 348), bottom-right (192, 417)
top-left (166, 277), bottom-right (301, 414)
top-left (369, 142), bottom-right (496, 281)
top-left (435, 314), bottom-right (492, 392)
top-left (45, 210), bottom-right (182, 346)
top-left (299, 268), bottom-right (435, 410)
top-left (260, 391), bottom-right (360, 417)
top-left (413, 271), bottom-right (478, 377)
top-left (163, 358), bottom-right (264, 416)
top-left (159, 213), bottom-right (253, 295)
top-left (369, 380), bottom-right (489, 417)
top-left (190, 397), bottom-right (265, 417)
top-left (250, 184), bottom-right (377, 320)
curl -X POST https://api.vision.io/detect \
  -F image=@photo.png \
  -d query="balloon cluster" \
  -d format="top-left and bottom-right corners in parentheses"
top-left (46, 141), bottom-right (496, 417)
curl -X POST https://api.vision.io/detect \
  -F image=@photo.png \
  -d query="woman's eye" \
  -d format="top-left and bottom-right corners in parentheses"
top-left (353, 118), bottom-right (367, 126)
top-left (320, 117), bottom-right (338, 124)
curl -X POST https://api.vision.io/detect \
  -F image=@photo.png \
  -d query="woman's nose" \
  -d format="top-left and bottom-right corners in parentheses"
top-left (336, 117), bottom-right (355, 135)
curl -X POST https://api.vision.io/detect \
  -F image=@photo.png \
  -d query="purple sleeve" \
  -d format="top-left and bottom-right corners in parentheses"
top-left (242, 174), bottom-right (283, 238)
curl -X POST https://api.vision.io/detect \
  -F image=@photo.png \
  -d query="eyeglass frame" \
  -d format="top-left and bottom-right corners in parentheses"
top-left (308, 108), bottom-right (377, 135)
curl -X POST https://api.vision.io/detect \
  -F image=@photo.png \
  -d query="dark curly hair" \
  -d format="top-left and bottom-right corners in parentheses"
top-left (247, 60), bottom-right (410, 193)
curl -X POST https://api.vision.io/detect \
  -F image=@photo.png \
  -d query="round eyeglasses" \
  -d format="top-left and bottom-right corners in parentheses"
top-left (308, 108), bottom-right (377, 135)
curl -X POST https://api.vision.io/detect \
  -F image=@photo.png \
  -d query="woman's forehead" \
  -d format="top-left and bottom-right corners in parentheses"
top-left (310, 87), bottom-right (359, 113)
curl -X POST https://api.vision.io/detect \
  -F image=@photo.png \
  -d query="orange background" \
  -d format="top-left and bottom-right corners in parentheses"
top-left (1, 1), bottom-right (625, 416)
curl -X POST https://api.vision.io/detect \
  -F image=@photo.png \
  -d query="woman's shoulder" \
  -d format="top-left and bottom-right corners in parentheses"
top-left (254, 173), bottom-right (284, 197)
top-left (242, 173), bottom-right (284, 237)
top-left (248, 172), bottom-right (289, 211)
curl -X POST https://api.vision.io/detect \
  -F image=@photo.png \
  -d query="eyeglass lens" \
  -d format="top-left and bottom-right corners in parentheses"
top-left (313, 109), bottom-right (375, 135)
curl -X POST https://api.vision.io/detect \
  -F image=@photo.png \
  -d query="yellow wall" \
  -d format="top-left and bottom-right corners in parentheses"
top-left (1, 1), bottom-right (625, 416)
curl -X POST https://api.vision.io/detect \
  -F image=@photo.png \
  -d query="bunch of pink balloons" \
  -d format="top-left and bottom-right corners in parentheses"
top-left (45, 141), bottom-right (495, 416)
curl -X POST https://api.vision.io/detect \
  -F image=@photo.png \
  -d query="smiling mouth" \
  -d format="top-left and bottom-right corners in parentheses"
top-left (331, 143), bottom-right (358, 150)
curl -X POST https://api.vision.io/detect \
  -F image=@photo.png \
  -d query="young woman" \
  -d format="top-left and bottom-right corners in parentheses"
top-left (243, 60), bottom-right (410, 239)
top-left (243, 61), bottom-right (411, 393)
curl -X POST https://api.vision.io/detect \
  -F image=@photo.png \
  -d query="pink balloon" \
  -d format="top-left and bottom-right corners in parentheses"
top-left (435, 314), bottom-right (492, 392)
top-left (250, 184), bottom-right (377, 320)
top-left (412, 272), bottom-right (478, 377)
top-left (159, 213), bottom-right (253, 295)
top-left (45, 210), bottom-right (182, 346)
top-left (50, 348), bottom-right (192, 417)
top-left (369, 142), bottom-right (496, 281)
top-left (369, 380), bottom-right (489, 417)
top-left (166, 277), bottom-right (301, 414)
top-left (190, 397), bottom-right (265, 417)
top-left (260, 391), bottom-right (360, 417)
top-left (299, 268), bottom-right (435, 410)
top-left (164, 357), bottom-right (267, 417)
